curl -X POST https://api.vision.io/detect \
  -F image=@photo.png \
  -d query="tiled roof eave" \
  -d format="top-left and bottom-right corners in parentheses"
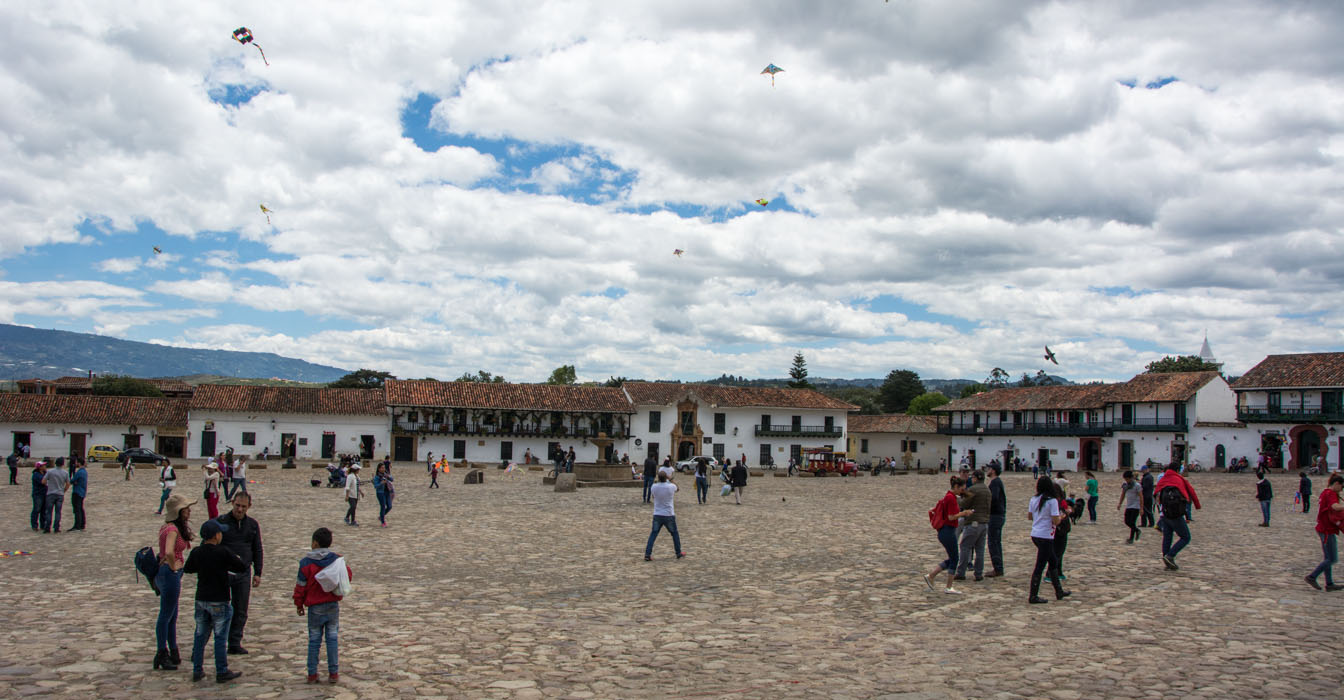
top-left (388, 401), bottom-right (633, 413)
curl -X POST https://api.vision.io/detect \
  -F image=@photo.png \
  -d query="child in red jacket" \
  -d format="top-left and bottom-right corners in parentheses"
top-left (293, 527), bottom-right (352, 684)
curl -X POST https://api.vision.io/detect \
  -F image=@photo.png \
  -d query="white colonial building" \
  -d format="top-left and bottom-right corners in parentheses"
top-left (621, 382), bottom-right (857, 466)
top-left (935, 371), bottom-right (1250, 472)
top-left (188, 385), bottom-right (389, 461)
top-left (1, 394), bottom-right (190, 460)
top-left (383, 379), bottom-right (635, 464)
top-left (1232, 352), bottom-right (1343, 472)
top-left (846, 414), bottom-right (949, 468)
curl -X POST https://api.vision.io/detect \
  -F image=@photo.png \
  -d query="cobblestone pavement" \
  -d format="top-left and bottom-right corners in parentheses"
top-left (1, 465), bottom-right (1341, 699)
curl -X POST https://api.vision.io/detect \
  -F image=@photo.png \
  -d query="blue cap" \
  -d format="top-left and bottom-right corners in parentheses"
top-left (200, 519), bottom-right (226, 539)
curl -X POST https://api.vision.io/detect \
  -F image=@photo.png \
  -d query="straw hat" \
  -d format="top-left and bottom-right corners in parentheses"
top-left (163, 493), bottom-right (198, 522)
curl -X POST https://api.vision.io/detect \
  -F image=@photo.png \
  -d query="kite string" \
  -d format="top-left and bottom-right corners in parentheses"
top-left (255, 44), bottom-right (269, 66)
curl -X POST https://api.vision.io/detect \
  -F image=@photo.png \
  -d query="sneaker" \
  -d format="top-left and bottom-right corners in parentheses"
top-left (985, 571), bottom-right (1003, 578)
top-left (676, 552), bottom-right (685, 559)
top-left (921, 574), bottom-right (934, 591)
top-left (952, 574), bottom-right (966, 581)
top-left (1056, 590), bottom-right (1073, 600)
top-left (1305, 576), bottom-right (1322, 591)
top-left (943, 587), bottom-right (962, 595)
top-left (307, 674), bottom-right (319, 683)
top-left (1326, 584), bottom-right (1343, 592)
top-left (974, 576), bottom-right (984, 582)
top-left (1162, 555), bottom-right (1178, 571)
top-left (644, 556), bottom-right (652, 561)
top-left (192, 670), bottom-right (204, 682)
top-left (227, 646), bottom-right (248, 655)
top-left (1134, 530), bottom-right (1141, 541)
top-left (1029, 596), bottom-right (1049, 604)
top-left (216, 670), bottom-right (242, 683)
top-left (329, 672), bottom-right (339, 683)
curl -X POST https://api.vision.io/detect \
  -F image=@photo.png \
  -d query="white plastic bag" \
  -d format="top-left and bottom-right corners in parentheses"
top-left (313, 556), bottom-right (351, 597)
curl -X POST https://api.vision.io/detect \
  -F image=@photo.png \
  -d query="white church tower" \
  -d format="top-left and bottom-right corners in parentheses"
top-left (1197, 333), bottom-right (1222, 370)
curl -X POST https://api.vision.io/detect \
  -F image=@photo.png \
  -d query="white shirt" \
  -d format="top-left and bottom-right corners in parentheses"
top-left (651, 481), bottom-right (677, 516)
top-left (1029, 495), bottom-right (1059, 539)
top-left (235, 461), bottom-right (247, 479)
top-left (345, 473), bottom-right (360, 498)
top-left (658, 465), bottom-right (674, 480)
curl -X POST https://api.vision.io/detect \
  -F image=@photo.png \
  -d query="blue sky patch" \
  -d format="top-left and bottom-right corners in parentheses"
top-left (207, 82), bottom-right (267, 107)
top-left (859, 295), bottom-right (976, 334)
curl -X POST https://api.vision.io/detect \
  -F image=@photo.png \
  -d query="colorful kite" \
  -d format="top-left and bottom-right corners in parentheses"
top-left (673, 249), bottom-right (684, 258)
top-left (260, 204), bottom-right (274, 224)
top-left (232, 27), bottom-right (269, 66)
top-left (761, 63), bottom-right (784, 86)
top-left (1043, 346), bottom-right (1058, 365)
top-left (755, 199), bottom-right (769, 207)
top-left (0, 551), bottom-right (34, 558)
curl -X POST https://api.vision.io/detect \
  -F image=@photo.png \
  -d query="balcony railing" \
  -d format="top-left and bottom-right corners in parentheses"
top-left (755, 424), bottom-right (843, 438)
top-left (940, 419), bottom-right (1186, 437)
top-left (1238, 408), bottom-right (1344, 424)
top-left (392, 422), bottom-right (627, 440)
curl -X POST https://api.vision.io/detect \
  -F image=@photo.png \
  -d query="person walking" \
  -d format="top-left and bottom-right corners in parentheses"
top-left (1154, 466), bottom-right (1201, 570)
top-left (1305, 474), bottom-right (1344, 591)
top-left (730, 460), bottom-right (748, 505)
top-left (1027, 476), bottom-right (1072, 604)
top-left (1140, 465), bottom-right (1156, 528)
top-left (216, 492), bottom-right (264, 656)
top-left (203, 462), bottom-right (222, 520)
top-left (156, 460), bottom-right (177, 515)
top-left (694, 459), bottom-right (709, 505)
top-left (1048, 481), bottom-right (1073, 583)
top-left (30, 460), bottom-right (47, 531)
top-left (1256, 470), bottom-right (1274, 527)
top-left (1299, 470), bottom-right (1313, 514)
top-left (1117, 470), bottom-right (1143, 543)
top-left (428, 459), bottom-right (440, 488)
top-left (343, 464), bottom-right (361, 526)
top-left (986, 465), bottom-right (1007, 577)
top-left (373, 463), bottom-right (394, 527)
top-left (1085, 471), bottom-right (1100, 524)
top-left (154, 493), bottom-right (196, 670)
top-left (641, 455), bottom-right (657, 504)
top-left (955, 471), bottom-right (992, 581)
top-left (643, 472), bottom-right (684, 561)
top-left (923, 476), bottom-right (973, 595)
top-left (6, 449), bottom-right (18, 485)
top-left (41, 456), bottom-right (70, 533)
top-left (294, 527), bottom-right (353, 683)
top-left (231, 456), bottom-right (248, 498)
top-left (183, 519), bottom-right (247, 683)
top-left (70, 457), bottom-right (88, 531)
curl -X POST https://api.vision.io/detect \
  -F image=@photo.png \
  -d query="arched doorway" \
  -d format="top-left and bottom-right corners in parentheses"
top-left (678, 441), bottom-right (696, 460)
top-left (1215, 444), bottom-right (1226, 470)
top-left (1078, 437), bottom-right (1100, 470)
top-left (1289, 425), bottom-right (1327, 470)
top-left (1261, 434), bottom-right (1284, 470)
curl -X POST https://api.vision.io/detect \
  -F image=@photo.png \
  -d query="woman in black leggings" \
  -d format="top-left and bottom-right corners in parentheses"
top-left (1027, 476), bottom-right (1071, 604)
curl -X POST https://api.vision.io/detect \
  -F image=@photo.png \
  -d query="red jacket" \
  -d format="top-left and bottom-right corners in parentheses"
top-left (292, 549), bottom-right (353, 608)
top-left (1153, 470), bottom-right (1201, 510)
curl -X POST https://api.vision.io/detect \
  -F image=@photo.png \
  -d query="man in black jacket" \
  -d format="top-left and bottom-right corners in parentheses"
top-left (986, 465), bottom-right (1007, 577)
top-left (1140, 466), bottom-right (1156, 528)
top-left (216, 492), bottom-right (263, 655)
top-left (730, 461), bottom-right (748, 504)
top-left (642, 455), bottom-right (657, 504)
top-left (184, 519), bottom-right (247, 682)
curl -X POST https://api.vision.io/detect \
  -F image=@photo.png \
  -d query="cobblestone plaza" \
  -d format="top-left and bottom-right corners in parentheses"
top-left (1, 467), bottom-right (1341, 699)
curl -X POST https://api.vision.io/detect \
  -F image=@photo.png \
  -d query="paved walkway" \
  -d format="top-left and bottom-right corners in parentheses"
top-left (1, 466), bottom-right (1340, 698)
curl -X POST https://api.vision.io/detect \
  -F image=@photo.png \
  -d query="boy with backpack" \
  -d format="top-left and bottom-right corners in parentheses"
top-left (1153, 467), bottom-right (1201, 571)
top-left (293, 527), bottom-right (353, 684)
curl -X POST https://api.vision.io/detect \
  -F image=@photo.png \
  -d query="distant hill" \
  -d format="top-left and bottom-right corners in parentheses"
top-left (0, 324), bottom-right (349, 382)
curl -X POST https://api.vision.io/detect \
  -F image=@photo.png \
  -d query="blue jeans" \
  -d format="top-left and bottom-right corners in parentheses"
top-left (376, 490), bottom-right (391, 524)
top-left (645, 515), bottom-right (682, 557)
top-left (936, 525), bottom-right (959, 572)
top-left (306, 602), bottom-right (340, 675)
top-left (231, 478), bottom-right (246, 498)
top-left (191, 601), bottom-right (233, 675)
top-left (1309, 533), bottom-right (1337, 587)
top-left (31, 493), bottom-right (43, 529)
top-left (1087, 496), bottom-right (1099, 522)
top-left (1161, 517), bottom-right (1191, 559)
top-left (987, 514), bottom-right (1006, 573)
top-left (42, 493), bottom-right (63, 531)
top-left (154, 565), bottom-right (183, 651)
top-left (1259, 499), bottom-right (1272, 525)
top-left (642, 476), bottom-right (654, 503)
top-left (695, 476), bottom-right (708, 503)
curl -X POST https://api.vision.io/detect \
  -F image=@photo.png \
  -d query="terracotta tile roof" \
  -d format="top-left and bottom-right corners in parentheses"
top-left (0, 394), bottom-right (189, 427)
top-left (622, 382), bottom-right (859, 411)
top-left (1232, 353), bottom-right (1344, 389)
top-left (384, 380), bottom-right (634, 413)
top-left (190, 385), bottom-right (386, 416)
top-left (17, 377), bottom-right (194, 395)
top-left (1106, 372), bottom-right (1222, 403)
top-left (847, 414), bottom-right (940, 433)
top-left (937, 384), bottom-right (1116, 412)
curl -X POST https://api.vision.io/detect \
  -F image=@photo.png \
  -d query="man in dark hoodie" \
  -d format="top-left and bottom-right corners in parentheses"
top-left (1299, 470), bottom-right (1313, 514)
top-left (216, 493), bottom-right (264, 655)
top-left (294, 527), bottom-right (353, 684)
top-left (183, 519), bottom-right (247, 683)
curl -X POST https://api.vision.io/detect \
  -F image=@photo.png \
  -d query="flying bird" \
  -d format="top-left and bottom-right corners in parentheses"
top-left (1043, 346), bottom-right (1058, 365)
top-left (152, 246), bottom-right (162, 255)
top-left (673, 249), bottom-right (684, 258)
top-left (232, 27), bottom-right (269, 65)
top-left (760, 63), bottom-right (784, 86)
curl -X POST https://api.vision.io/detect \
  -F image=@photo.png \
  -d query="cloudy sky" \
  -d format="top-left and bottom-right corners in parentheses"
top-left (2, 1), bottom-right (1341, 384)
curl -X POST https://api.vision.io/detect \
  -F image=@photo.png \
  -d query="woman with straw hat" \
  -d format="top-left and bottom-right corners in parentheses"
top-left (154, 493), bottom-right (197, 671)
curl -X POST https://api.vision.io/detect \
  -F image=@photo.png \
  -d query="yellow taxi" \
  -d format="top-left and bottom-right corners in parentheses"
top-left (87, 445), bottom-right (121, 462)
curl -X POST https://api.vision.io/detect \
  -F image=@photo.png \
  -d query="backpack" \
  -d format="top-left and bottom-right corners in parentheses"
top-left (1159, 486), bottom-right (1187, 519)
top-left (134, 546), bottom-right (161, 595)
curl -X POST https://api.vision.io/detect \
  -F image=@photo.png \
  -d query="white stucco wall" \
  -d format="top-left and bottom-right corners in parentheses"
top-left (187, 412), bottom-right (389, 460)
top-left (848, 432), bottom-right (949, 468)
top-left (1192, 378), bottom-right (1238, 422)
top-left (414, 435), bottom-right (628, 464)
top-left (5, 422), bottom-right (168, 460)
top-left (627, 405), bottom-right (847, 466)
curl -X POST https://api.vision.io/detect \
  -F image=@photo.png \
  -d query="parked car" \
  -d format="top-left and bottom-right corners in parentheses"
top-left (675, 456), bottom-right (720, 473)
top-left (120, 447), bottom-right (167, 465)
top-left (87, 444), bottom-right (121, 462)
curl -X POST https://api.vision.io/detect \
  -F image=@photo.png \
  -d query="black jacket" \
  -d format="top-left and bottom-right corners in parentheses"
top-left (183, 542), bottom-right (248, 602)
top-left (730, 464), bottom-right (748, 487)
top-left (1256, 479), bottom-right (1273, 502)
top-left (643, 457), bottom-right (657, 478)
top-left (988, 477), bottom-right (1006, 516)
top-left (1300, 476), bottom-right (1312, 495)
top-left (216, 512), bottom-right (264, 576)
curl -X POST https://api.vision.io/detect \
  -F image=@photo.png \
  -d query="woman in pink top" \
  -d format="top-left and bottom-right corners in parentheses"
top-left (154, 493), bottom-right (196, 671)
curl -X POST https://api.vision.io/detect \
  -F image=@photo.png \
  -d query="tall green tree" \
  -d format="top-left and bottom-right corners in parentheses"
top-left (1033, 369), bottom-right (1056, 385)
top-left (454, 370), bottom-right (505, 383)
top-left (1145, 355), bottom-right (1222, 373)
top-left (906, 391), bottom-right (951, 415)
top-left (546, 364), bottom-right (577, 385)
top-left (603, 376), bottom-right (631, 388)
top-left (91, 375), bottom-right (165, 397)
top-left (787, 352), bottom-right (813, 389)
top-left (328, 369), bottom-right (396, 388)
top-left (878, 369), bottom-right (924, 413)
top-left (985, 367), bottom-right (1010, 388)
top-left (1018, 372), bottom-right (1036, 387)
top-left (960, 382), bottom-right (988, 398)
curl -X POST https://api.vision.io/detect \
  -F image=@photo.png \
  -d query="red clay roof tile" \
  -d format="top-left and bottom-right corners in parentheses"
top-left (385, 380), bottom-right (634, 413)
top-left (0, 394), bottom-right (189, 427)
top-left (1232, 352), bottom-right (1344, 389)
top-left (189, 385), bottom-right (385, 415)
top-left (622, 382), bottom-right (858, 410)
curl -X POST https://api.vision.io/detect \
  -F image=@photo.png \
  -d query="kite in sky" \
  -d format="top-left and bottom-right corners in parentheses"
top-left (761, 63), bottom-right (784, 86)
top-left (232, 27), bottom-right (269, 66)
top-left (260, 204), bottom-right (274, 224)
top-left (673, 249), bottom-right (684, 258)
top-left (152, 246), bottom-right (162, 255)
top-left (1043, 346), bottom-right (1058, 365)
top-left (755, 199), bottom-right (769, 207)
